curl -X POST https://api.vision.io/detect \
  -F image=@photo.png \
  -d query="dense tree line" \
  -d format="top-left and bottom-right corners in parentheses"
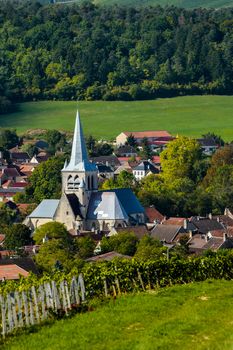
top-left (1, 1), bottom-right (233, 112)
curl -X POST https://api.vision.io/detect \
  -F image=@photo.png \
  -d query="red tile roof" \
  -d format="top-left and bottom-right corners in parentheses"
top-left (11, 182), bottom-right (28, 188)
top-left (145, 207), bottom-right (164, 223)
top-left (163, 217), bottom-right (186, 226)
top-left (123, 131), bottom-right (171, 138)
top-left (0, 265), bottom-right (29, 280)
top-left (151, 156), bottom-right (161, 164)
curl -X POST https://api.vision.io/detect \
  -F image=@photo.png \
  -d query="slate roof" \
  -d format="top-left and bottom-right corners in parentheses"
top-left (213, 215), bottom-right (233, 227)
top-left (113, 225), bottom-right (149, 240)
top-left (116, 145), bottom-right (137, 155)
top-left (191, 217), bottom-right (225, 234)
top-left (28, 199), bottom-right (59, 218)
top-left (87, 192), bottom-right (128, 220)
top-left (90, 155), bottom-right (121, 167)
top-left (133, 161), bottom-right (159, 174)
top-left (10, 152), bottom-right (30, 161)
top-left (96, 163), bottom-right (114, 173)
top-left (197, 138), bottom-right (218, 147)
top-left (65, 193), bottom-right (83, 218)
top-left (86, 251), bottom-right (132, 262)
top-left (105, 188), bottom-right (145, 215)
top-left (151, 224), bottom-right (184, 243)
top-left (64, 111), bottom-right (97, 172)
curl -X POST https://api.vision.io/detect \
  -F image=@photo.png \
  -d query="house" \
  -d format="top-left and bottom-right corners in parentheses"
top-left (0, 258), bottom-right (38, 280)
top-left (115, 145), bottom-right (138, 157)
top-left (145, 206), bottom-right (165, 226)
top-left (0, 188), bottom-right (25, 202)
top-left (86, 251), bottom-right (132, 262)
top-left (188, 234), bottom-right (233, 254)
top-left (190, 216), bottom-right (225, 235)
top-left (197, 138), bottom-right (218, 156)
top-left (150, 224), bottom-right (187, 244)
top-left (10, 152), bottom-right (30, 164)
top-left (96, 163), bottom-right (114, 180)
top-left (26, 111), bottom-right (145, 232)
top-left (90, 155), bottom-right (121, 169)
top-left (116, 131), bottom-right (172, 146)
top-left (30, 152), bottom-right (49, 164)
top-left (109, 225), bottom-right (149, 239)
top-left (133, 161), bottom-right (159, 181)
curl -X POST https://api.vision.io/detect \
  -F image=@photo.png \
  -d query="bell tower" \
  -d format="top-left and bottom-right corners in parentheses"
top-left (61, 110), bottom-right (98, 218)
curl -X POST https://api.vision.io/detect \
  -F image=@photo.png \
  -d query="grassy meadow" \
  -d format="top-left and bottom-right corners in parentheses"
top-left (3, 280), bottom-right (233, 350)
top-left (1, 95), bottom-right (233, 140)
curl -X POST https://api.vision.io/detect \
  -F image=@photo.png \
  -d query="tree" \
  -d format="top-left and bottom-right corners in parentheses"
top-left (116, 170), bottom-right (135, 189)
top-left (44, 130), bottom-right (66, 154)
top-left (202, 132), bottom-right (224, 147)
top-left (33, 222), bottom-right (70, 245)
top-left (86, 135), bottom-right (96, 156)
top-left (26, 156), bottom-right (64, 203)
top-left (160, 136), bottom-right (202, 182)
top-left (126, 134), bottom-right (137, 147)
top-left (140, 137), bottom-right (152, 160)
top-left (73, 236), bottom-right (95, 259)
top-left (203, 144), bottom-right (233, 188)
top-left (0, 202), bottom-right (18, 231)
top-left (134, 235), bottom-right (166, 260)
top-left (101, 232), bottom-right (138, 256)
top-left (21, 143), bottom-right (39, 157)
top-left (0, 129), bottom-right (19, 150)
top-left (35, 239), bottom-right (72, 272)
top-left (4, 224), bottom-right (31, 250)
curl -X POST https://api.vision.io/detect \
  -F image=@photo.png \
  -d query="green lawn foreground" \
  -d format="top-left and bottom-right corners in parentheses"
top-left (3, 280), bottom-right (233, 350)
top-left (1, 95), bottom-right (233, 140)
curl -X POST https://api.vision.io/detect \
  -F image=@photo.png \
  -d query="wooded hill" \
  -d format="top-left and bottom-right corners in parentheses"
top-left (1, 2), bottom-right (233, 112)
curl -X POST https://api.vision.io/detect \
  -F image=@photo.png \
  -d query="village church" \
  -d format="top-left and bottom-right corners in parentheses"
top-left (26, 111), bottom-right (145, 233)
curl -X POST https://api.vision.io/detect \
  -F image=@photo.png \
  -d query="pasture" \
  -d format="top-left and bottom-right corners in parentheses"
top-left (1, 95), bottom-right (233, 140)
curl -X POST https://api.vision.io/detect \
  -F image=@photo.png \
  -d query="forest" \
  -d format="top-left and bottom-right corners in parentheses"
top-left (1, 1), bottom-right (233, 112)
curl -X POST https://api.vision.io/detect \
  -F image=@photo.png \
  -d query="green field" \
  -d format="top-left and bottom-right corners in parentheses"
top-left (1, 96), bottom-right (233, 140)
top-left (3, 280), bottom-right (233, 350)
top-left (40, 0), bottom-right (233, 8)
top-left (94, 0), bottom-right (233, 8)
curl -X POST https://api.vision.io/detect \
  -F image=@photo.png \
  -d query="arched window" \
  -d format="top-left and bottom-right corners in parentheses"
top-left (67, 175), bottom-right (74, 189)
top-left (74, 175), bottom-right (80, 189)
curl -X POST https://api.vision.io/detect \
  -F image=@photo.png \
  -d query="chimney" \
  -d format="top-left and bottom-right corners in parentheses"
top-left (183, 219), bottom-right (188, 230)
top-left (223, 232), bottom-right (227, 242)
top-left (208, 213), bottom-right (212, 220)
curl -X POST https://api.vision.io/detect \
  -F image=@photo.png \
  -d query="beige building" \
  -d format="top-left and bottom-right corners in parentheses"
top-left (116, 130), bottom-right (171, 146)
top-left (26, 111), bottom-right (145, 233)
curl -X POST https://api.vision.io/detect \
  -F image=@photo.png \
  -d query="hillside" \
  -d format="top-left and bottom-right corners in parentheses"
top-left (3, 280), bottom-right (233, 350)
top-left (94, 0), bottom-right (233, 8)
top-left (1, 96), bottom-right (233, 140)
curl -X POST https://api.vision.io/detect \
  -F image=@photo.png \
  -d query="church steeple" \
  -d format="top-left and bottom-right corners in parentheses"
top-left (63, 110), bottom-right (97, 172)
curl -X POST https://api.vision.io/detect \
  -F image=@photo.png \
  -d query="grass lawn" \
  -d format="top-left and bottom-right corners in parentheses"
top-left (1, 95), bottom-right (233, 140)
top-left (3, 280), bottom-right (233, 350)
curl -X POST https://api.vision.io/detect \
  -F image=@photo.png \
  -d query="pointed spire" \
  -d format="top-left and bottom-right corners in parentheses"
top-left (63, 110), bottom-right (97, 172)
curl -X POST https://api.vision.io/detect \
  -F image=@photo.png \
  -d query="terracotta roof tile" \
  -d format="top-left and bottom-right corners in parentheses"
top-left (124, 131), bottom-right (171, 138)
top-left (145, 207), bottom-right (164, 223)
